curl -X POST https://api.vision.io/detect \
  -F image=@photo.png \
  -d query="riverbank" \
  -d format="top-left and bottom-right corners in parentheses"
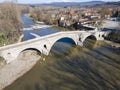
top-left (105, 40), bottom-right (120, 48)
top-left (0, 51), bottom-right (41, 90)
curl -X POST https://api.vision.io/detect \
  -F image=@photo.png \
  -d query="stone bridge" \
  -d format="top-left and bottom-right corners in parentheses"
top-left (0, 30), bottom-right (109, 63)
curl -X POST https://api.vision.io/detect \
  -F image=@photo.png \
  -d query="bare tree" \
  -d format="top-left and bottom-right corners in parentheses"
top-left (0, 3), bottom-right (22, 46)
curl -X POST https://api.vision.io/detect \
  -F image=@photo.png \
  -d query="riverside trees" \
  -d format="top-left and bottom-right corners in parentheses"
top-left (0, 3), bottom-right (22, 46)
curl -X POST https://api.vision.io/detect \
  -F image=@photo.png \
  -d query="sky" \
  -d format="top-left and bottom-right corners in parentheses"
top-left (0, 0), bottom-right (120, 4)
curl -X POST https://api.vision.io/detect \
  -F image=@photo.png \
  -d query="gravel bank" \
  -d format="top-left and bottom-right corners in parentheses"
top-left (0, 51), bottom-right (41, 90)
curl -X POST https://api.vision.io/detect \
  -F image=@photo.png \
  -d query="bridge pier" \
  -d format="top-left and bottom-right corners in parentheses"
top-left (41, 50), bottom-right (49, 56)
top-left (77, 41), bottom-right (83, 46)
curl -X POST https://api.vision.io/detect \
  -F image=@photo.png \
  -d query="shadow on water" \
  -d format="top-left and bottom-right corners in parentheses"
top-left (4, 38), bottom-right (120, 90)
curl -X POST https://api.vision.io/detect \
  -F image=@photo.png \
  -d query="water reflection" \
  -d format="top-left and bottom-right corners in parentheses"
top-left (4, 38), bottom-right (120, 90)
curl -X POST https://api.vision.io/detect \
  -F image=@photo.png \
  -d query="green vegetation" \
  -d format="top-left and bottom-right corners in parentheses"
top-left (0, 34), bottom-right (5, 46)
top-left (0, 3), bottom-right (22, 46)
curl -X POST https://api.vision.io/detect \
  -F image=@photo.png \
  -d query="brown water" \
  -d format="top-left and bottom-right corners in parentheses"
top-left (4, 41), bottom-right (120, 90)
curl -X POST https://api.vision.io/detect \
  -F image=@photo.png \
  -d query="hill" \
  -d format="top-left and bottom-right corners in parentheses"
top-left (42, 1), bottom-right (105, 7)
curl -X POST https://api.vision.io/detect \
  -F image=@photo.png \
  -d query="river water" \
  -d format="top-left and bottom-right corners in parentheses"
top-left (21, 14), bottom-right (59, 41)
top-left (4, 15), bottom-right (120, 90)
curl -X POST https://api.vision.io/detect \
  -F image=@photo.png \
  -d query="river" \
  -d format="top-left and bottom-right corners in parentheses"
top-left (21, 14), bottom-right (59, 41)
top-left (4, 15), bottom-right (120, 90)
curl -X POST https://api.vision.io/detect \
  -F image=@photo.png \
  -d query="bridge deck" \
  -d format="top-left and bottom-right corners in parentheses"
top-left (0, 30), bottom-right (101, 51)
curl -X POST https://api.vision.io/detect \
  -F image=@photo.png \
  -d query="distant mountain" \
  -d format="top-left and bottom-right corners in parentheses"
top-left (42, 1), bottom-right (105, 7)
top-left (77, 1), bottom-right (105, 6)
top-left (43, 2), bottom-right (78, 7)
top-left (105, 1), bottom-right (120, 6)
top-left (24, 1), bottom-right (120, 8)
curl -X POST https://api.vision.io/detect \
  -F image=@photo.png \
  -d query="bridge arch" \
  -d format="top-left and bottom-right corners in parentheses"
top-left (47, 37), bottom-right (77, 54)
top-left (16, 48), bottom-right (41, 60)
top-left (84, 35), bottom-right (97, 41)
top-left (21, 48), bottom-right (41, 54)
top-left (83, 35), bottom-right (97, 48)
